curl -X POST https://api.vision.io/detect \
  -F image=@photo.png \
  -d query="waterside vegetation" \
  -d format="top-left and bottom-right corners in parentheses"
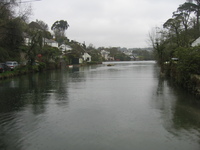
top-left (150, 0), bottom-right (200, 97)
top-left (0, 0), bottom-right (154, 79)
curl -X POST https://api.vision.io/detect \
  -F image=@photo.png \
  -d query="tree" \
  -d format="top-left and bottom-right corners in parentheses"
top-left (176, 2), bottom-right (193, 32)
top-left (26, 31), bottom-right (43, 65)
top-left (86, 44), bottom-right (102, 63)
top-left (41, 46), bottom-right (62, 65)
top-left (0, 0), bottom-right (31, 61)
top-left (181, 0), bottom-right (200, 31)
top-left (0, 1), bottom-right (14, 21)
top-left (163, 17), bottom-right (182, 46)
top-left (29, 21), bottom-right (52, 39)
top-left (148, 0), bottom-right (200, 91)
top-left (51, 20), bottom-right (69, 44)
top-left (148, 27), bottom-right (168, 72)
top-left (36, 19), bottom-right (49, 31)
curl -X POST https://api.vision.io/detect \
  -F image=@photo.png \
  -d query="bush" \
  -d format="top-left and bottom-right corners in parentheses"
top-left (174, 47), bottom-right (200, 85)
top-left (38, 62), bottom-right (46, 71)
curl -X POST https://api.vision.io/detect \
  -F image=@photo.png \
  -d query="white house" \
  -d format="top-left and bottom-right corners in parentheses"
top-left (44, 38), bottom-right (58, 48)
top-left (101, 50), bottom-right (115, 61)
top-left (192, 37), bottom-right (200, 47)
top-left (59, 44), bottom-right (72, 53)
top-left (83, 52), bottom-right (91, 62)
top-left (23, 34), bottom-right (59, 48)
top-left (101, 50), bottom-right (110, 60)
top-left (23, 33), bottom-right (31, 46)
top-left (123, 50), bottom-right (133, 56)
top-left (24, 37), bottom-right (31, 46)
top-left (79, 52), bottom-right (92, 63)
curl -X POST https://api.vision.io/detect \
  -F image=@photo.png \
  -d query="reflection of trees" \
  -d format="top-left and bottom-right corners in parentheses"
top-left (0, 78), bottom-right (28, 113)
top-left (0, 69), bottom-right (72, 149)
top-left (171, 89), bottom-right (200, 130)
top-left (52, 69), bottom-right (70, 107)
top-left (0, 73), bottom-right (53, 113)
top-left (0, 114), bottom-right (23, 150)
top-left (68, 66), bottom-right (87, 83)
top-left (154, 77), bottom-right (200, 139)
top-left (154, 77), bottom-right (176, 131)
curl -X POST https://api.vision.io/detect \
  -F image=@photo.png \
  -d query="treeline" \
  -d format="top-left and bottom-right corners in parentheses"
top-left (0, 0), bottom-right (134, 70)
top-left (0, 0), bottom-right (25, 62)
top-left (150, 0), bottom-right (200, 94)
top-left (0, 1), bottom-right (73, 69)
top-left (0, 0), bottom-right (153, 73)
top-left (131, 48), bottom-right (154, 60)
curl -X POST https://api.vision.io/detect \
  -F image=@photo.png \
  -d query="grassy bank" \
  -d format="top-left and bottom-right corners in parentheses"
top-left (0, 62), bottom-right (59, 80)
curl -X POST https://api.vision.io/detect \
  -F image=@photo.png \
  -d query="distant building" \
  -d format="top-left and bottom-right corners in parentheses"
top-left (123, 50), bottom-right (132, 56)
top-left (43, 38), bottom-right (58, 48)
top-left (23, 33), bottom-right (59, 48)
top-left (79, 52), bottom-right (92, 63)
top-left (23, 33), bottom-right (31, 46)
top-left (101, 50), bottom-right (110, 60)
top-left (59, 44), bottom-right (72, 54)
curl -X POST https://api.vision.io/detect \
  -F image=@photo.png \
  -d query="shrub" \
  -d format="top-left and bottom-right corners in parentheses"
top-left (174, 47), bottom-right (200, 85)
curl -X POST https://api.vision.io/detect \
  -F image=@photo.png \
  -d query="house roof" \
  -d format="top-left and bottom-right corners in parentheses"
top-left (101, 50), bottom-right (110, 54)
top-left (192, 37), bottom-right (200, 47)
top-left (44, 38), bottom-right (58, 44)
top-left (23, 32), bottom-right (31, 38)
top-left (59, 44), bottom-right (72, 51)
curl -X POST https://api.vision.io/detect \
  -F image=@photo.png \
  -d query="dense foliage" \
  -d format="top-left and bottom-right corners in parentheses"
top-left (0, 0), bottom-right (154, 75)
top-left (150, 0), bottom-right (200, 90)
top-left (0, 1), bottom-right (24, 62)
top-left (131, 48), bottom-right (154, 60)
top-left (0, 1), bottom-right (63, 70)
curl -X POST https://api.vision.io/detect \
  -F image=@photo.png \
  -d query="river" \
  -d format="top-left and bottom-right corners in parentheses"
top-left (0, 61), bottom-right (200, 150)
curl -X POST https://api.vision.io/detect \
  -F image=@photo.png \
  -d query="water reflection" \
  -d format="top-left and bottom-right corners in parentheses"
top-left (153, 77), bottom-right (200, 144)
top-left (0, 70), bottom-right (71, 150)
top-left (0, 62), bottom-right (200, 150)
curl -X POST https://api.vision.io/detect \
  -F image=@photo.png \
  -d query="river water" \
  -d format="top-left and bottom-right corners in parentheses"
top-left (0, 61), bottom-right (200, 150)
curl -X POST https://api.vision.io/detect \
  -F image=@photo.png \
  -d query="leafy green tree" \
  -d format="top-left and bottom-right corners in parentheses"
top-left (180, 0), bottom-right (200, 31)
top-left (163, 16), bottom-right (183, 47)
top-left (29, 21), bottom-right (44, 30)
top-left (0, 47), bottom-right (9, 62)
top-left (176, 2), bottom-right (193, 32)
top-left (41, 46), bottom-right (62, 64)
top-left (29, 21), bottom-right (52, 40)
top-left (51, 20), bottom-right (69, 44)
top-left (174, 46), bottom-right (200, 86)
top-left (26, 31), bottom-right (43, 65)
top-left (51, 20), bottom-right (69, 34)
top-left (86, 44), bottom-right (102, 63)
top-left (106, 47), bottom-right (131, 61)
top-left (36, 19), bottom-right (49, 31)
top-left (132, 49), bottom-right (154, 60)
top-left (0, 0), bottom-right (30, 62)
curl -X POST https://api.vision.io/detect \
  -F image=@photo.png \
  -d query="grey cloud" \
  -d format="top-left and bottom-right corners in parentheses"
top-left (30, 0), bottom-right (187, 48)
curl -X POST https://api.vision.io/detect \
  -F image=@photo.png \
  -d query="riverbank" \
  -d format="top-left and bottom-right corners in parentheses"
top-left (190, 74), bottom-right (200, 97)
top-left (0, 62), bottom-right (56, 80)
top-left (0, 61), bottom-right (102, 80)
top-left (163, 62), bottom-right (200, 98)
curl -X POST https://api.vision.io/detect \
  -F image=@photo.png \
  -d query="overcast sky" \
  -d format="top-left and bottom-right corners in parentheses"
top-left (27, 0), bottom-right (187, 48)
